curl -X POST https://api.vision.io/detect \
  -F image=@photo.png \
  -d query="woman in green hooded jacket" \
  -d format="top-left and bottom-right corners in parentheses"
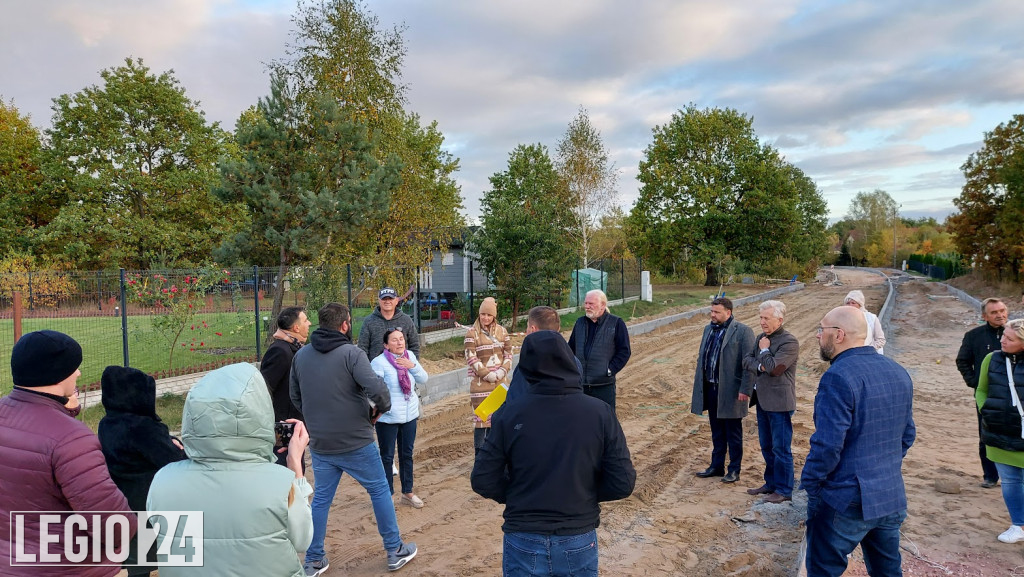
top-left (148, 363), bottom-right (313, 576)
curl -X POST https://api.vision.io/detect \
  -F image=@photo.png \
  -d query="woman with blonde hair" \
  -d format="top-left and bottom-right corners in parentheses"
top-left (464, 297), bottom-right (513, 455)
top-left (977, 318), bottom-right (1024, 543)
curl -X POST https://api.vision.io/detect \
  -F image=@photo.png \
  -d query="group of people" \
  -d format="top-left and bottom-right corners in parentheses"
top-left (32, 280), bottom-right (1024, 575)
top-left (0, 285), bottom-right (639, 577)
top-left (469, 292), bottom-right (636, 577)
top-left (691, 291), bottom-right (914, 576)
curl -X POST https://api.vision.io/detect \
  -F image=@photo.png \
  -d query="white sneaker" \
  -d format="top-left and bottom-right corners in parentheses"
top-left (998, 525), bottom-right (1024, 543)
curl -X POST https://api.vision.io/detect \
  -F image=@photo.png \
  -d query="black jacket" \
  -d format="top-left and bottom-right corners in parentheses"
top-left (98, 366), bottom-right (186, 511)
top-left (568, 312), bottom-right (631, 386)
top-left (979, 352), bottom-right (1024, 451)
top-left (957, 323), bottom-right (1003, 389)
top-left (471, 331), bottom-right (636, 535)
top-left (260, 336), bottom-right (304, 422)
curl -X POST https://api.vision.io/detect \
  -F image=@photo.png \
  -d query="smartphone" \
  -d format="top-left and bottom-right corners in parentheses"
top-left (274, 421), bottom-right (295, 447)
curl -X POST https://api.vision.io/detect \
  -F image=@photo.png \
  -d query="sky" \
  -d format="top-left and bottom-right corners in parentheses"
top-left (3, 0), bottom-right (1023, 224)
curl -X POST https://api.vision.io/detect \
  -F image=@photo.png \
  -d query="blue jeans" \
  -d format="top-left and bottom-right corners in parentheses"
top-left (756, 406), bottom-right (794, 495)
top-left (376, 419), bottom-right (418, 495)
top-left (995, 462), bottom-right (1024, 525)
top-left (805, 500), bottom-right (906, 576)
top-left (705, 382), bottom-right (743, 474)
top-left (306, 443), bottom-right (402, 563)
top-left (503, 530), bottom-right (598, 577)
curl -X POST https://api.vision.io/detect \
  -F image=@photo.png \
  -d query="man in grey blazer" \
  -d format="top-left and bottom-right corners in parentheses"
top-left (742, 300), bottom-right (800, 504)
top-left (691, 297), bottom-right (756, 483)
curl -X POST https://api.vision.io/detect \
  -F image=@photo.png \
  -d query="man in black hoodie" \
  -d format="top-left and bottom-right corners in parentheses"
top-left (471, 331), bottom-right (636, 577)
top-left (290, 303), bottom-right (418, 575)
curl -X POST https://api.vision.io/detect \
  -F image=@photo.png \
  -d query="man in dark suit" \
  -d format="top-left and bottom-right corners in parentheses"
top-left (956, 297), bottom-right (1007, 488)
top-left (742, 300), bottom-right (799, 504)
top-left (801, 306), bottom-right (915, 576)
top-left (691, 297), bottom-right (755, 483)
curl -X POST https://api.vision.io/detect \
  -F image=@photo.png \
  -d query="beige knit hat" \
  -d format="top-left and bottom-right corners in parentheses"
top-left (479, 297), bottom-right (498, 317)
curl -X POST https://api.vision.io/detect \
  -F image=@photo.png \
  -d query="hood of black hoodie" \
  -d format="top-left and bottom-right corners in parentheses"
top-left (311, 327), bottom-right (351, 353)
top-left (100, 365), bottom-right (159, 418)
top-left (519, 331), bottom-right (582, 394)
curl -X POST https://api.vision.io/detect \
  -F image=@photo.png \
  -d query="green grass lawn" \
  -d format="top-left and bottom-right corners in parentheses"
top-left (0, 307), bottom-right (376, 395)
top-left (79, 393), bottom-right (186, 434)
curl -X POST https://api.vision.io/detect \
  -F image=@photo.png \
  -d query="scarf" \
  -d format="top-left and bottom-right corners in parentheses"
top-left (384, 350), bottom-right (413, 399)
top-left (272, 328), bottom-right (306, 345)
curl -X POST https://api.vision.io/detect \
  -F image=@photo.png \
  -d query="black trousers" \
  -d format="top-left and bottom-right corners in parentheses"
top-left (705, 382), bottom-right (743, 474)
top-left (977, 406), bottom-right (999, 482)
top-left (583, 383), bottom-right (616, 413)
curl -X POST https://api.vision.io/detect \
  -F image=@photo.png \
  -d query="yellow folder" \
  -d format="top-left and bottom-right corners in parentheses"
top-left (473, 381), bottom-right (509, 422)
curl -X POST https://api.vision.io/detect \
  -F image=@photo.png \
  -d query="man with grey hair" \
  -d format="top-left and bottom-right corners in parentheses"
top-left (742, 300), bottom-right (799, 504)
top-left (843, 290), bottom-right (885, 354)
top-left (568, 289), bottom-right (631, 412)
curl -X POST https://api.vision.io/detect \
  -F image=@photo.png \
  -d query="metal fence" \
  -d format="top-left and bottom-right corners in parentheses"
top-left (0, 258), bottom-right (642, 394)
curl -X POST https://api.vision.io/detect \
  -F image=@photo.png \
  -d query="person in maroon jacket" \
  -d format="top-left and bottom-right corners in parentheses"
top-left (0, 330), bottom-right (136, 576)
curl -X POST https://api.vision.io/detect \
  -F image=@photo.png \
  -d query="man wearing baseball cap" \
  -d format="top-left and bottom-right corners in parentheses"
top-left (0, 330), bottom-right (135, 575)
top-left (358, 287), bottom-right (421, 361)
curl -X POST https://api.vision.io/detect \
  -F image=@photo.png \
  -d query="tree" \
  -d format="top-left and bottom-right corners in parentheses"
top-left (328, 112), bottom-right (464, 292)
top-left (279, 0), bottom-right (463, 291)
top-left (37, 58), bottom-right (237, 269)
top-left (589, 206), bottom-right (632, 261)
top-left (948, 114), bottom-right (1024, 281)
top-left (214, 74), bottom-right (402, 331)
top-left (283, 0), bottom-right (406, 133)
top-left (0, 100), bottom-right (57, 255)
top-left (555, 107), bottom-right (619, 267)
top-left (471, 144), bottom-right (575, 327)
top-left (627, 104), bottom-right (819, 285)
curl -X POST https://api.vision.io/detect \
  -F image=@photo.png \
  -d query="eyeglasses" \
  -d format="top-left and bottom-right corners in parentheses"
top-left (816, 326), bottom-right (842, 335)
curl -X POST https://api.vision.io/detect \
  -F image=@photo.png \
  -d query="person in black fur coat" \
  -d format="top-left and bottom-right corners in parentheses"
top-left (98, 365), bottom-right (186, 576)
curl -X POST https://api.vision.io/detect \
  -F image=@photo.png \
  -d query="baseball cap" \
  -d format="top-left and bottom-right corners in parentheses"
top-left (379, 287), bottom-right (398, 299)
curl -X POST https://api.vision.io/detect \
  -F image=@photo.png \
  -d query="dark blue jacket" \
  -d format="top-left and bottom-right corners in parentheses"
top-left (568, 313), bottom-right (630, 386)
top-left (800, 347), bottom-right (915, 520)
top-left (471, 331), bottom-right (635, 535)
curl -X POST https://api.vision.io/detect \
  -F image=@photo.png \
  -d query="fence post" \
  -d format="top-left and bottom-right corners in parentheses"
top-left (13, 291), bottom-right (22, 343)
top-left (254, 265), bottom-right (262, 361)
top-left (119, 269), bottom-right (129, 367)
top-left (346, 264), bottom-right (353, 312)
top-left (97, 271), bottom-right (103, 311)
top-left (468, 260), bottom-right (474, 325)
top-left (575, 267), bottom-right (580, 309)
top-left (620, 258), bottom-right (625, 301)
top-left (600, 259), bottom-right (605, 293)
top-left (415, 266), bottom-right (422, 334)
top-left (27, 270), bottom-right (34, 311)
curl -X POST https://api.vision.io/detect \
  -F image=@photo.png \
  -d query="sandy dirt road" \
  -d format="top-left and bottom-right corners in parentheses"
top-left (310, 269), bottom-right (1024, 576)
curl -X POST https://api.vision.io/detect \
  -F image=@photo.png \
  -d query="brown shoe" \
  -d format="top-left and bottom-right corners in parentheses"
top-left (764, 492), bottom-right (792, 504)
top-left (746, 484), bottom-right (772, 496)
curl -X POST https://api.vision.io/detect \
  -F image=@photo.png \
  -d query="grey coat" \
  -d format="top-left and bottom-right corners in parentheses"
top-left (691, 319), bottom-right (756, 419)
top-left (742, 327), bottom-right (799, 412)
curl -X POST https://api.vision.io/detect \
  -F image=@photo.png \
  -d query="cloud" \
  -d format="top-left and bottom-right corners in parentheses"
top-left (3, 0), bottom-right (1023, 223)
